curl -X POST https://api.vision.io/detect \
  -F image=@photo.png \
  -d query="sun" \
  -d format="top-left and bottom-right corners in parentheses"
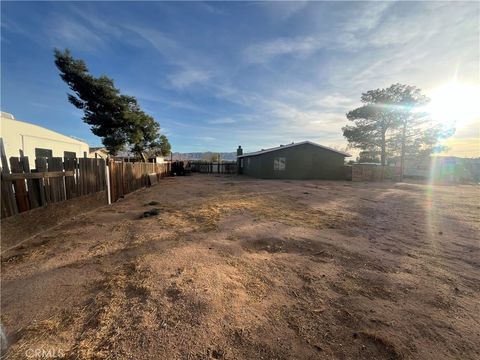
top-left (425, 82), bottom-right (480, 128)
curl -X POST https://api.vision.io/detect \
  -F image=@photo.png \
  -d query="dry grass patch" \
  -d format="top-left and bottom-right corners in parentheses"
top-left (156, 192), bottom-right (360, 232)
top-left (39, 259), bottom-right (155, 360)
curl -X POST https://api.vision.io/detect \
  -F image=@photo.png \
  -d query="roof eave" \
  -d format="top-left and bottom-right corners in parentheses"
top-left (238, 141), bottom-right (351, 158)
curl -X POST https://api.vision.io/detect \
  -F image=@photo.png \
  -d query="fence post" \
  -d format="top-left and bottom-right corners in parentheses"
top-left (105, 159), bottom-right (112, 205)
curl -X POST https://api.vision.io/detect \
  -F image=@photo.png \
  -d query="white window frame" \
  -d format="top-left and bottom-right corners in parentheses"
top-left (273, 157), bottom-right (286, 171)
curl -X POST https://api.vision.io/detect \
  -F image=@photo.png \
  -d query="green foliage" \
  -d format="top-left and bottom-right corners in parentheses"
top-left (54, 49), bottom-right (169, 158)
top-left (343, 83), bottom-right (443, 167)
top-left (144, 134), bottom-right (171, 157)
top-left (357, 150), bottom-right (381, 163)
top-left (387, 122), bottom-right (449, 163)
top-left (159, 135), bottom-right (172, 156)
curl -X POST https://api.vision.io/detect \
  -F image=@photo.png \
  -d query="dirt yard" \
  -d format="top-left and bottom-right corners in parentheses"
top-left (1, 175), bottom-right (479, 359)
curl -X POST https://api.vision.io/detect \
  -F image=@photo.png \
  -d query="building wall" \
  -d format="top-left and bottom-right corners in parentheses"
top-left (0, 115), bottom-right (89, 161)
top-left (88, 149), bottom-right (109, 159)
top-left (241, 143), bottom-right (346, 179)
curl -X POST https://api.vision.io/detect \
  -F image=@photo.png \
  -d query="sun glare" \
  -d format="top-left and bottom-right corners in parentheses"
top-left (425, 82), bottom-right (480, 128)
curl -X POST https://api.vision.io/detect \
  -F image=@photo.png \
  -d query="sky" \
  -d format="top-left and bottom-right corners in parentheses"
top-left (1, 1), bottom-right (479, 156)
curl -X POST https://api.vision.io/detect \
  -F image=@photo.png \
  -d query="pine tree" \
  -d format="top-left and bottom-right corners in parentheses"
top-left (54, 49), bottom-right (169, 159)
top-left (344, 83), bottom-right (445, 177)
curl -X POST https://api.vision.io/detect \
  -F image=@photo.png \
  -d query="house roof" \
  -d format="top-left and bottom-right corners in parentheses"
top-left (1, 111), bottom-right (14, 119)
top-left (237, 141), bottom-right (351, 158)
top-left (89, 147), bottom-right (108, 152)
top-left (1, 113), bottom-right (89, 146)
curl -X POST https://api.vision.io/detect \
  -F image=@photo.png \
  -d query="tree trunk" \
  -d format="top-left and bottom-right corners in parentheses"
top-left (400, 119), bottom-right (407, 181)
top-left (380, 130), bottom-right (386, 180)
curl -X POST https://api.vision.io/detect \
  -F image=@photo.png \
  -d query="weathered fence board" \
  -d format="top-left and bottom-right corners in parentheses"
top-left (9, 157), bottom-right (30, 212)
top-left (108, 160), bottom-right (170, 203)
top-left (64, 157), bottom-right (77, 199)
top-left (1, 155), bottom-right (106, 219)
top-left (20, 157), bottom-right (40, 209)
top-left (48, 157), bottom-right (66, 202)
top-left (35, 157), bottom-right (50, 203)
top-left (350, 164), bottom-right (401, 182)
top-left (0, 138), bottom-right (18, 218)
top-left (1, 153), bottom-right (170, 219)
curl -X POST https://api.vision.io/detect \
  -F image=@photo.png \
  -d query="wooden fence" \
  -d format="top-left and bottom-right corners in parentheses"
top-left (1, 156), bottom-right (106, 218)
top-left (188, 161), bottom-right (237, 174)
top-left (1, 151), bottom-right (170, 219)
top-left (346, 164), bottom-right (401, 181)
top-left (108, 160), bottom-right (170, 203)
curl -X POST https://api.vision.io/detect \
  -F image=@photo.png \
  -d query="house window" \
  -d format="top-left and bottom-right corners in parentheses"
top-left (247, 158), bottom-right (251, 167)
top-left (64, 151), bottom-right (76, 159)
top-left (274, 157), bottom-right (286, 171)
top-left (35, 148), bottom-right (52, 159)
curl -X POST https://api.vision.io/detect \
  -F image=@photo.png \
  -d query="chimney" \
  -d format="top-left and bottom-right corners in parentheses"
top-left (236, 146), bottom-right (243, 175)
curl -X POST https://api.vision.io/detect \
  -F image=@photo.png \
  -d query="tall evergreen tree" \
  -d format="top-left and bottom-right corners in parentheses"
top-left (54, 49), bottom-right (168, 159)
top-left (344, 87), bottom-right (402, 166)
top-left (344, 84), bottom-right (446, 176)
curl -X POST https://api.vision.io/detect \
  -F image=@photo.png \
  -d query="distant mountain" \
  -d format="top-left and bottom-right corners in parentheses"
top-left (171, 152), bottom-right (237, 161)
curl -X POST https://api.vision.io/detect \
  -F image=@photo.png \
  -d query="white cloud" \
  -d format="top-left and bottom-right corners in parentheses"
top-left (123, 88), bottom-right (209, 113)
top-left (47, 15), bottom-right (108, 53)
top-left (196, 136), bottom-right (216, 142)
top-left (276, 90), bottom-right (357, 111)
top-left (168, 68), bottom-right (211, 89)
top-left (5, 1), bottom-right (476, 155)
top-left (244, 36), bottom-right (320, 64)
top-left (341, 2), bottom-right (392, 32)
top-left (257, 1), bottom-right (308, 21)
top-left (196, 2), bottom-right (226, 15)
top-left (206, 117), bottom-right (236, 125)
top-left (242, 3), bottom-right (393, 64)
top-left (123, 25), bottom-right (178, 55)
top-left (123, 25), bottom-right (219, 91)
top-left (315, 94), bottom-right (356, 110)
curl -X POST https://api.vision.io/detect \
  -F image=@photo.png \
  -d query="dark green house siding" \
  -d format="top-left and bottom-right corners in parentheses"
top-left (239, 142), bottom-right (346, 180)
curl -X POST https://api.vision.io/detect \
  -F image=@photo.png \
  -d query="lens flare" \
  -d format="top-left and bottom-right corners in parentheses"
top-left (425, 82), bottom-right (480, 128)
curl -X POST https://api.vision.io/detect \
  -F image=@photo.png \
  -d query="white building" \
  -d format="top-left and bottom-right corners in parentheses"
top-left (0, 112), bottom-right (89, 161)
top-left (88, 147), bottom-right (109, 159)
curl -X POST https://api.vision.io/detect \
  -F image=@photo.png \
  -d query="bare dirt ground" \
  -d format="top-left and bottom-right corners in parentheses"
top-left (1, 174), bottom-right (479, 359)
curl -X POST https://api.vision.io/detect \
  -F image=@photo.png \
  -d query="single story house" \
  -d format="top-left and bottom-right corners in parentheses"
top-left (0, 112), bottom-right (89, 161)
top-left (237, 141), bottom-right (350, 180)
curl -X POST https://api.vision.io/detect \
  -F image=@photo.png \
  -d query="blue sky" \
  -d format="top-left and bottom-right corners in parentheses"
top-left (1, 1), bottom-right (479, 155)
